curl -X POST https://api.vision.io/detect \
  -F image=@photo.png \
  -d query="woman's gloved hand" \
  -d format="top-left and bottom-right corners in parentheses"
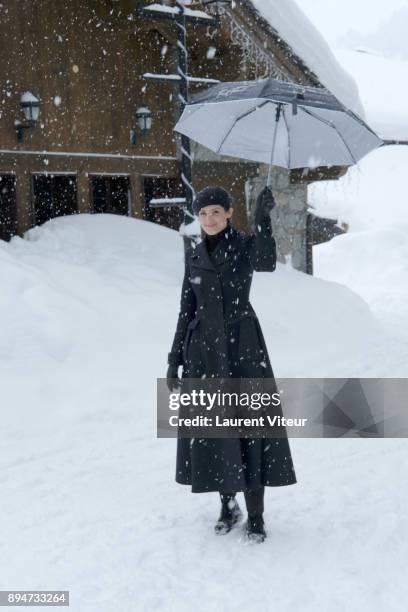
top-left (254, 186), bottom-right (277, 227)
top-left (166, 364), bottom-right (182, 392)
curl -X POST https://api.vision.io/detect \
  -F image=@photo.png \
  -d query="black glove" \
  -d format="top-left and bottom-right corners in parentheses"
top-left (166, 364), bottom-right (182, 393)
top-left (254, 186), bottom-right (276, 227)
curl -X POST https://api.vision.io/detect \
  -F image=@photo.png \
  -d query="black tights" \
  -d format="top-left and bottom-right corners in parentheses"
top-left (220, 486), bottom-right (264, 516)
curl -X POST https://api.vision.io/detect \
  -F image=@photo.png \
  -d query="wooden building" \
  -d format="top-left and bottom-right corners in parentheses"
top-left (0, 0), bottom-right (357, 271)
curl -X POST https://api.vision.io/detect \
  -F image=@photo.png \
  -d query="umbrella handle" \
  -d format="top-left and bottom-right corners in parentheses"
top-left (266, 103), bottom-right (282, 188)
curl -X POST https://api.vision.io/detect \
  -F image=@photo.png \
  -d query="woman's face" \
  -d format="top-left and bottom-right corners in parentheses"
top-left (198, 204), bottom-right (233, 235)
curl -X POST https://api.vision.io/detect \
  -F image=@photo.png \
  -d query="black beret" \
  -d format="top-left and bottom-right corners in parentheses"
top-left (192, 186), bottom-right (233, 214)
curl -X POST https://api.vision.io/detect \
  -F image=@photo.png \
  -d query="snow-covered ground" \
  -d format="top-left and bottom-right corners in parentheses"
top-left (1, 214), bottom-right (407, 611)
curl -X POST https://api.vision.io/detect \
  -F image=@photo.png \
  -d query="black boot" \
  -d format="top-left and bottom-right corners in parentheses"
top-left (214, 493), bottom-right (243, 535)
top-left (245, 514), bottom-right (267, 543)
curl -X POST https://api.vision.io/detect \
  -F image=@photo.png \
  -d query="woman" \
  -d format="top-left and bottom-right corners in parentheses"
top-left (167, 185), bottom-right (297, 543)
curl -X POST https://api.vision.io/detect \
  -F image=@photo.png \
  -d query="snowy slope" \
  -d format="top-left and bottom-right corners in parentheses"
top-left (1, 215), bottom-right (407, 611)
top-left (249, 0), bottom-right (365, 117)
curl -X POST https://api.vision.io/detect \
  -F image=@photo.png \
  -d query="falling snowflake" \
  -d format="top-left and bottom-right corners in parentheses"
top-left (206, 46), bottom-right (217, 59)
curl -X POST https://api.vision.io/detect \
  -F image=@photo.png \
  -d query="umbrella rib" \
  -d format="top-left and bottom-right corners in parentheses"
top-left (299, 106), bottom-right (357, 165)
top-left (216, 99), bottom-right (275, 154)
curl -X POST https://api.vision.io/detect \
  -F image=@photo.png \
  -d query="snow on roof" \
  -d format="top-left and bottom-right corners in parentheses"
top-left (143, 72), bottom-right (220, 84)
top-left (332, 48), bottom-right (408, 141)
top-left (143, 3), bottom-right (213, 20)
top-left (249, 0), bottom-right (366, 119)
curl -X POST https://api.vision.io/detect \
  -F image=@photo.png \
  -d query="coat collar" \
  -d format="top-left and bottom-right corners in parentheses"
top-left (190, 224), bottom-right (240, 270)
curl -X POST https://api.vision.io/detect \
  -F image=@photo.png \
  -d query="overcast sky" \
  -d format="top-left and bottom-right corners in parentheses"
top-left (294, 0), bottom-right (408, 50)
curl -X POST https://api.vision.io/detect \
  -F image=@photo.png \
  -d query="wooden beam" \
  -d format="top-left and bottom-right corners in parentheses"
top-left (290, 165), bottom-right (348, 183)
top-left (381, 139), bottom-right (408, 146)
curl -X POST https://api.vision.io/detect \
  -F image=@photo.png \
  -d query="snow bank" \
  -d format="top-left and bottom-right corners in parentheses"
top-left (250, 0), bottom-right (365, 117)
top-left (308, 143), bottom-right (408, 231)
top-left (309, 138), bottom-right (408, 373)
top-left (0, 213), bottom-right (393, 399)
top-left (314, 225), bottom-right (408, 334)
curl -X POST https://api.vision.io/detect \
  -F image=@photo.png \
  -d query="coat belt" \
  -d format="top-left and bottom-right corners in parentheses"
top-left (187, 310), bottom-right (256, 329)
top-left (225, 311), bottom-right (257, 325)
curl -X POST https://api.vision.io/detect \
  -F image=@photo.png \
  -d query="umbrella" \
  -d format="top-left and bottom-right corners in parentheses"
top-left (173, 77), bottom-right (383, 187)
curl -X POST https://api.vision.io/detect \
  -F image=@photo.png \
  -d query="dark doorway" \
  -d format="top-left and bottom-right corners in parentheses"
top-left (306, 212), bottom-right (313, 276)
top-left (143, 176), bottom-right (184, 230)
top-left (309, 212), bottom-right (346, 245)
top-left (32, 174), bottom-right (78, 226)
top-left (0, 174), bottom-right (17, 242)
top-left (91, 175), bottom-right (131, 216)
top-left (306, 212), bottom-right (347, 276)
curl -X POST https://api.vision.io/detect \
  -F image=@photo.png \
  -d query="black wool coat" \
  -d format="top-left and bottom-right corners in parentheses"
top-left (168, 214), bottom-right (297, 493)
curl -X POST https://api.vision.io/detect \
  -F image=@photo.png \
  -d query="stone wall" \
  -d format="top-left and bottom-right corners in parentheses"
top-left (245, 165), bottom-right (309, 273)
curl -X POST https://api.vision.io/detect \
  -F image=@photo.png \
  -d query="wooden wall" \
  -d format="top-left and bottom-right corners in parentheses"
top-left (0, 0), bottom-right (315, 237)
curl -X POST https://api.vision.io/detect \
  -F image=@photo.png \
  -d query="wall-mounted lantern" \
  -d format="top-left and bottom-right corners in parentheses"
top-left (136, 106), bottom-right (153, 133)
top-left (14, 91), bottom-right (41, 143)
top-left (130, 106), bottom-right (153, 145)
